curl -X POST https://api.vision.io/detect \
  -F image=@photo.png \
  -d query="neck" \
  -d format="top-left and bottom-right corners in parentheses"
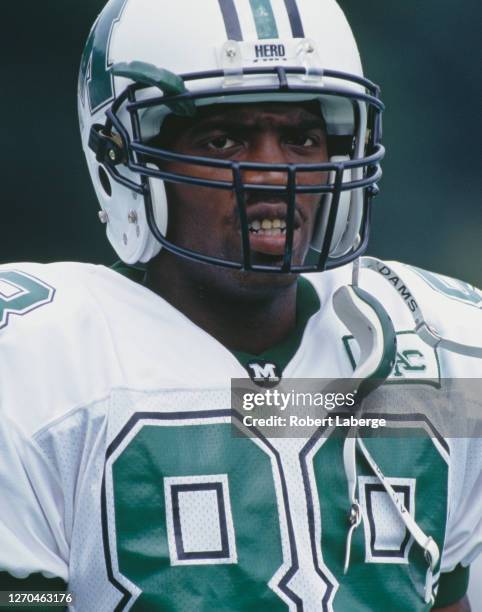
top-left (147, 255), bottom-right (298, 354)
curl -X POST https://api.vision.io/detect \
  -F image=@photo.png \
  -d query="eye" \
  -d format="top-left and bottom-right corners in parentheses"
top-left (286, 135), bottom-right (317, 147)
top-left (207, 136), bottom-right (238, 150)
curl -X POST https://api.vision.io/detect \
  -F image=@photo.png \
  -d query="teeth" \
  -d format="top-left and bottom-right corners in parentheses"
top-left (249, 217), bottom-right (286, 231)
top-left (248, 217), bottom-right (288, 236)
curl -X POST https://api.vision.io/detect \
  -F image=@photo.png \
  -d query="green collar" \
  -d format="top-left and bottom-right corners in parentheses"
top-left (231, 277), bottom-right (320, 374)
top-left (112, 262), bottom-right (321, 375)
top-left (111, 260), bottom-right (147, 284)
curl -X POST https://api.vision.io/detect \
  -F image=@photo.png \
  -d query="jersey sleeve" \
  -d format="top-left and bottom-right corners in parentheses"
top-left (0, 262), bottom-right (122, 600)
top-left (365, 262), bottom-right (482, 604)
top-left (434, 436), bottom-right (482, 607)
top-left (0, 413), bottom-right (69, 585)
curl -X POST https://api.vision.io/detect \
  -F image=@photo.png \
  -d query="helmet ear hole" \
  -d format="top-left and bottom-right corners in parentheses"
top-left (98, 166), bottom-right (112, 197)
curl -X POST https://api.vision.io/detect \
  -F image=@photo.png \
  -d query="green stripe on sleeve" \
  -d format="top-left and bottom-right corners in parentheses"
top-left (433, 564), bottom-right (470, 607)
top-left (249, 0), bottom-right (279, 39)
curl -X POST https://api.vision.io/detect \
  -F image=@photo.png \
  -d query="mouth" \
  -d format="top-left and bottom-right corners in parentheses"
top-left (244, 203), bottom-right (302, 257)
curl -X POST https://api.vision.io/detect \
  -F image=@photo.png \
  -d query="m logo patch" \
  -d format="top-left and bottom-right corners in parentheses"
top-left (246, 359), bottom-right (281, 386)
top-left (358, 476), bottom-right (416, 564)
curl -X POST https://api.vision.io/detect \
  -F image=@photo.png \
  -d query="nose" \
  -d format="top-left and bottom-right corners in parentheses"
top-left (240, 135), bottom-right (289, 190)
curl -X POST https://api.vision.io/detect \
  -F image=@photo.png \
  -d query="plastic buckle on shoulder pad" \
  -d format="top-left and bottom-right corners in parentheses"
top-left (349, 501), bottom-right (361, 527)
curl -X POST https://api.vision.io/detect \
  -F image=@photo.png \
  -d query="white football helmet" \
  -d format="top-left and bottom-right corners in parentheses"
top-left (78, 0), bottom-right (384, 271)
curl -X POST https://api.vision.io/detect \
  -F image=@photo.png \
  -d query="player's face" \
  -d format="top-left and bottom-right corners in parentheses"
top-left (157, 102), bottom-right (328, 263)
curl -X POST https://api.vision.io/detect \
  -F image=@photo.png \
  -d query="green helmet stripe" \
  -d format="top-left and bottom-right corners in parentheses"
top-left (79, 0), bottom-right (127, 112)
top-left (249, 0), bottom-right (279, 39)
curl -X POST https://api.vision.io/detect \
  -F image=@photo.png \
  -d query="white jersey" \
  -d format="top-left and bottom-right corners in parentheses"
top-left (0, 260), bottom-right (480, 611)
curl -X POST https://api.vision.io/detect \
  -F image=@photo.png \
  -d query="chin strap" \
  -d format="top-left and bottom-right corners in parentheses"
top-left (333, 265), bottom-right (439, 604)
top-left (342, 431), bottom-right (440, 604)
top-left (359, 256), bottom-right (482, 359)
top-left (342, 432), bottom-right (361, 575)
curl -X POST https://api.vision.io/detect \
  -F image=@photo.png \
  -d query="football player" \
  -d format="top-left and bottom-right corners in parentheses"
top-left (0, 1), bottom-right (480, 610)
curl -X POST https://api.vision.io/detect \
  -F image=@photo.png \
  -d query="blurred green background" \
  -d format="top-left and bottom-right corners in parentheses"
top-left (1, 1), bottom-right (480, 286)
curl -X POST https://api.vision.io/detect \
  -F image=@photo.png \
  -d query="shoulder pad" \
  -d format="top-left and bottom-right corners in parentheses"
top-left (359, 258), bottom-right (482, 361)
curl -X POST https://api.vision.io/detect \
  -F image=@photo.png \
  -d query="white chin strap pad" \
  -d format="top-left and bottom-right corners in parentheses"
top-left (311, 155), bottom-right (363, 258)
top-left (137, 165), bottom-right (168, 263)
